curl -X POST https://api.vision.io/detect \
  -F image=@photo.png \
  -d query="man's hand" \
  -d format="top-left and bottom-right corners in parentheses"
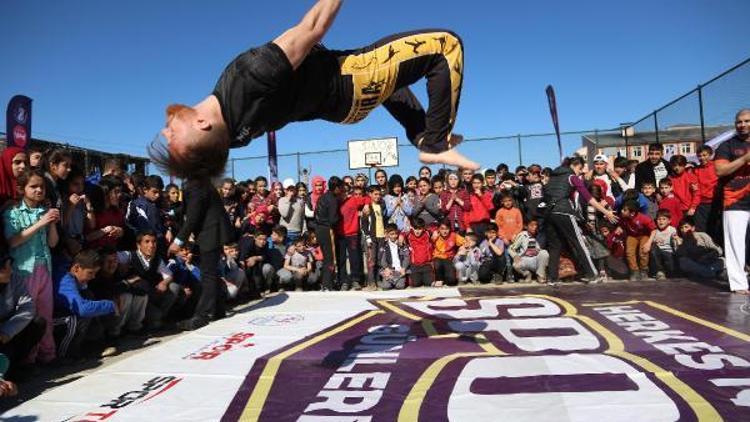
top-left (605, 210), bottom-right (619, 224)
top-left (156, 280), bottom-right (169, 293)
top-left (0, 380), bottom-right (18, 397)
top-left (69, 193), bottom-right (85, 206)
top-left (0, 334), bottom-right (10, 344)
top-left (168, 242), bottom-right (181, 256)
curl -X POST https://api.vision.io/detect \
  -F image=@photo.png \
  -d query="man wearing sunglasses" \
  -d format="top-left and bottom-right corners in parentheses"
top-left (151, 0), bottom-right (477, 181)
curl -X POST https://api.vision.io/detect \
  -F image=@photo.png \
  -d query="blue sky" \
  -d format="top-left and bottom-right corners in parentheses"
top-left (1, 0), bottom-right (747, 181)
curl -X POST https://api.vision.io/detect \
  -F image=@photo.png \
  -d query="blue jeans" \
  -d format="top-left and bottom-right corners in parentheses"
top-left (678, 257), bottom-right (722, 280)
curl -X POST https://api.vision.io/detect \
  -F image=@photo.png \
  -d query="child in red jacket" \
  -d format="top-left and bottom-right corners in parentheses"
top-left (668, 155), bottom-right (700, 215)
top-left (464, 174), bottom-right (495, 238)
top-left (335, 185), bottom-right (370, 290)
top-left (694, 145), bottom-right (720, 237)
top-left (657, 178), bottom-right (682, 228)
top-left (616, 200), bottom-right (657, 281)
top-left (406, 218), bottom-right (434, 288)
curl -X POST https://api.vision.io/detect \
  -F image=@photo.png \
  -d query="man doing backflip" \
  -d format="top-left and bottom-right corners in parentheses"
top-left (151, 0), bottom-right (477, 178)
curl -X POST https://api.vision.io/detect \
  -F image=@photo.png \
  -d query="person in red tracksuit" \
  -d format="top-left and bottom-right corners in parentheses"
top-left (616, 200), bottom-right (657, 281)
top-left (657, 178), bottom-right (683, 228)
top-left (693, 145), bottom-right (721, 240)
top-left (463, 173), bottom-right (494, 240)
top-left (335, 185), bottom-right (370, 291)
top-left (406, 218), bottom-right (433, 287)
top-left (668, 155), bottom-right (700, 216)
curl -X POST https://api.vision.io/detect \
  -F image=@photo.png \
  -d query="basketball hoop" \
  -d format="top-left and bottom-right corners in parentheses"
top-left (364, 152), bottom-right (382, 168)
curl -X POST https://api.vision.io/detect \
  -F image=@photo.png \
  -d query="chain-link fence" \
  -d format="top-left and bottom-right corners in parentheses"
top-left (226, 128), bottom-right (619, 183)
top-left (623, 57), bottom-right (750, 148)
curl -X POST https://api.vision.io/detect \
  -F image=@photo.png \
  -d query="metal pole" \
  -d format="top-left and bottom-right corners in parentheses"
top-left (296, 152), bottom-right (301, 182)
top-left (231, 158), bottom-right (235, 179)
top-left (517, 134), bottom-right (522, 165)
top-left (624, 131), bottom-right (629, 159)
top-left (698, 84), bottom-right (706, 143)
top-left (654, 112), bottom-right (660, 144)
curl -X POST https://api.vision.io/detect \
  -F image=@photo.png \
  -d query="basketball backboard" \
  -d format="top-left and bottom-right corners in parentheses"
top-left (348, 137), bottom-right (399, 169)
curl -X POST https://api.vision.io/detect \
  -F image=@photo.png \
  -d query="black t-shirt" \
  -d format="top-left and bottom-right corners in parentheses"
top-left (213, 42), bottom-right (344, 148)
top-left (715, 136), bottom-right (750, 210)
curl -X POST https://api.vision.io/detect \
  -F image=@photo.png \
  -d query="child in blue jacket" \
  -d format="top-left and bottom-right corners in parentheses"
top-left (54, 249), bottom-right (116, 358)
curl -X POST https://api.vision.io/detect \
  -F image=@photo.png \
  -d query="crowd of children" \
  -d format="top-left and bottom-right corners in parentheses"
top-left (0, 135), bottom-right (739, 397)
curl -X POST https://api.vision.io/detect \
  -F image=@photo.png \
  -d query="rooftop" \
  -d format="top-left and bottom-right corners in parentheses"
top-left (581, 124), bottom-right (733, 148)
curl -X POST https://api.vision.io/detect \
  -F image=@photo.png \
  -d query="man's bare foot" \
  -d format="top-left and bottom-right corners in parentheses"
top-left (733, 289), bottom-right (750, 295)
top-left (419, 148), bottom-right (479, 170)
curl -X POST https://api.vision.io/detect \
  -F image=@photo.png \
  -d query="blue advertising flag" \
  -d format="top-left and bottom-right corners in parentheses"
top-left (5, 95), bottom-right (32, 148)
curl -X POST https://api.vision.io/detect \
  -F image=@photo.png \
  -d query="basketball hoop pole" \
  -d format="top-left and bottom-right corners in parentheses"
top-left (368, 163), bottom-right (378, 184)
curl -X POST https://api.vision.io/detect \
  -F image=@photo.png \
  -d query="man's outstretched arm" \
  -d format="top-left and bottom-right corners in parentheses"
top-left (274, 0), bottom-right (343, 70)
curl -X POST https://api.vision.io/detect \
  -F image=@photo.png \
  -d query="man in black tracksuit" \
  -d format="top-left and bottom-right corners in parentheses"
top-left (314, 177), bottom-right (344, 291)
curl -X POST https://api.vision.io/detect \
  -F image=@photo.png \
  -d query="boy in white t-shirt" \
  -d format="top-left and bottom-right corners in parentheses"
top-left (647, 209), bottom-right (677, 280)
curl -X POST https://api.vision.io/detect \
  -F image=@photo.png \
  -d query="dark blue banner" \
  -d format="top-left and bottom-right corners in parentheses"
top-left (6, 95), bottom-right (32, 148)
top-left (267, 131), bottom-right (278, 182)
top-left (545, 85), bottom-right (563, 163)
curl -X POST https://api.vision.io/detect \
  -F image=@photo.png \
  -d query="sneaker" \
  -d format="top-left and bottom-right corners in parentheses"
top-left (100, 346), bottom-right (118, 358)
top-left (581, 275), bottom-right (602, 284)
top-left (363, 283), bottom-right (378, 291)
top-left (177, 317), bottom-right (209, 332)
top-left (340, 283), bottom-right (350, 292)
top-left (522, 271), bottom-right (533, 283)
top-left (629, 271), bottom-right (641, 282)
top-left (655, 271), bottom-right (666, 281)
top-left (350, 282), bottom-right (362, 291)
top-left (640, 270), bottom-right (655, 281)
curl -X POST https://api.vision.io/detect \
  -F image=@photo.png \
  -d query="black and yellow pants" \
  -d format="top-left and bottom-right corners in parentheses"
top-left (335, 29), bottom-right (464, 153)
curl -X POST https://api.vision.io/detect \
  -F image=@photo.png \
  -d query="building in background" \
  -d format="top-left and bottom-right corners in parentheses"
top-left (1, 133), bottom-right (149, 175)
top-left (580, 124), bottom-right (733, 166)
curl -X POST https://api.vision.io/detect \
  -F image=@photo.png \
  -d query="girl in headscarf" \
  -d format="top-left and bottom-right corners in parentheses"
top-left (440, 171), bottom-right (472, 233)
top-left (0, 146), bottom-right (27, 208)
top-left (305, 176), bottom-right (326, 233)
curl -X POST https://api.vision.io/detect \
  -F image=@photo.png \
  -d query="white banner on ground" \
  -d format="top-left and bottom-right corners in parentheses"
top-left (2, 289), bottom-right (459, 422)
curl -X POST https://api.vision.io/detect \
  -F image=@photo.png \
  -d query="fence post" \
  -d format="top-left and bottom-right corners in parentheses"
top-left (698, 84), bottom-right (706, 143)
top-left (517, 134), bottom-right (522, 165)
top-left (296, 152), bottom-right (301, 182)
top-left (624, 129), bottom-right (629, 159)
top-left (654, 112), bottom-right (660, 144)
